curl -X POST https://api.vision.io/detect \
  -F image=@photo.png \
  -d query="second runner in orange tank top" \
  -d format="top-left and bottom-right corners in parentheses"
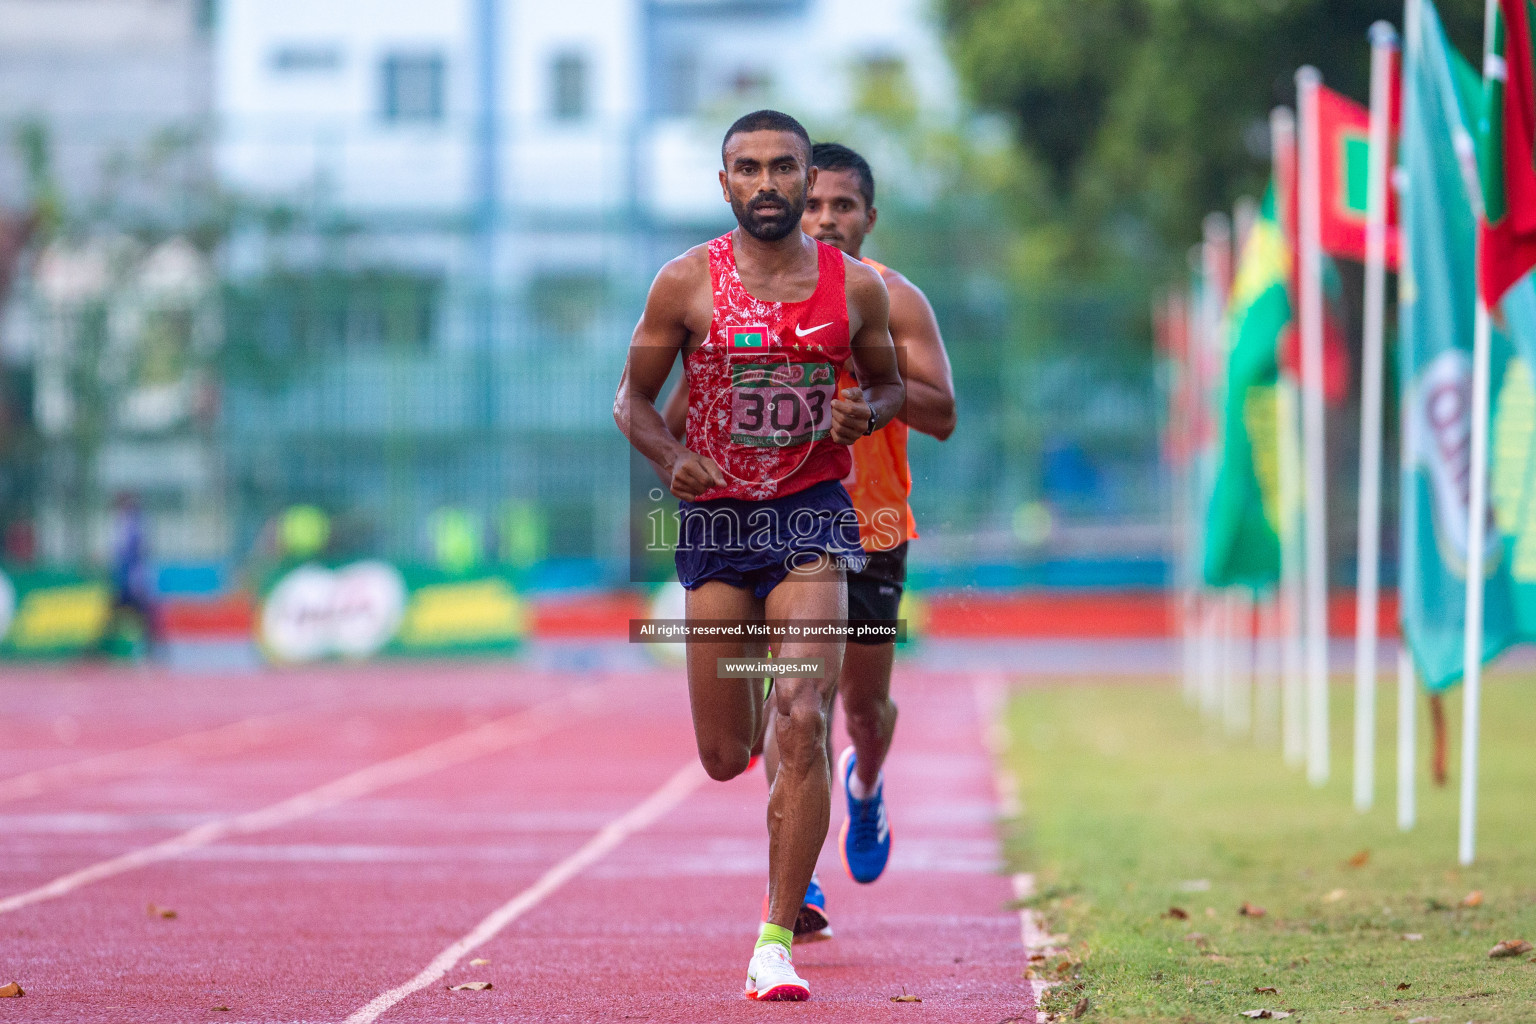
top-left (837, 257), bottom-right (919, 554)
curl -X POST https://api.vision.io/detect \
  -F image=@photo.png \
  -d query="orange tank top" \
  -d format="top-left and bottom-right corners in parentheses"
top-left (839, 257), bottom-right (918, 553)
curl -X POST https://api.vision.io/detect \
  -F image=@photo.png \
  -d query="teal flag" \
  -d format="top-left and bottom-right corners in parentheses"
top-left (1399, 0), bottom-right (1536, 690)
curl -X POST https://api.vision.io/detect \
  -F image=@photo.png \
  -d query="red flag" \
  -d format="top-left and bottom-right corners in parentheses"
top-left (1315, 84), bottom-right (1400, 268)
top-left (1479, 0), bottom-right (1536, 304)
top-left (1275, 105), bottom-right (1352, 405)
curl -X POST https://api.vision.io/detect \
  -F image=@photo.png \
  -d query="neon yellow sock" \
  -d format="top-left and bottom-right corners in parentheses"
top-left (756, 921), bottom-right (793, 954)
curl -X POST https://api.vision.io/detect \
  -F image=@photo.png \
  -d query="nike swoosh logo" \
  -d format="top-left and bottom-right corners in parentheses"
top-left (795, 322), bottom-right (833, 337)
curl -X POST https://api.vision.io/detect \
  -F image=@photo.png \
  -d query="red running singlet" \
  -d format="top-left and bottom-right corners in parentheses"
top-left (684, 233), bottom-right (853, 502)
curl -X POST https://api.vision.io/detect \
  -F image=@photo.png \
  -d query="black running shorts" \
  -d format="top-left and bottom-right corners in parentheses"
top-left (846, 542), bottom-right (907, 645)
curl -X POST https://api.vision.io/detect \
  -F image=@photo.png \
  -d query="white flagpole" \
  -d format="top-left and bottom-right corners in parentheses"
top-left (1278, 376), bottom-right (1307, 766)
top-left (1397, 646), bottom-right (1417, 830)
top-left (1189, 244), bottom-right (1216, 719)
top-left (1354, 22), bottom-right (1400, 813)
top-left (1398, 0), bottom-right (1422, 835)
top-left (1227, 588), bottom-right (1254, 735)
top-left (1203, 212), bottom-right (1235, 724)
top-left (1296, 66), bottom-right (1332, 786)
top-left (1458, 0), bottom-right (1501, 868)
top-left (1460, 302), bottom-right (1492, 865)
top-left (1172, 291), bottom-right (1201, 708)
top-left (1272, 104), bottom-right (1307, 769)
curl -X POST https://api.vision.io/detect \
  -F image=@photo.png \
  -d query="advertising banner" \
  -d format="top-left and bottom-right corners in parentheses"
top-left (0, 567), bottom-right (111, 658)
top-left (257, 561), bottom-right (529, 664)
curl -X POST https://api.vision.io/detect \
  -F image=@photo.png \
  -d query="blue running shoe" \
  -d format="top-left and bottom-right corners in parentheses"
top-left (837, 746), bottom-right (891, 883)
top-left (759, 873), bottom-right (833, 943)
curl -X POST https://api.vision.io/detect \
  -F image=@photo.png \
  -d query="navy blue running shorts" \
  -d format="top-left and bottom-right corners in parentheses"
top-left (674, 479), bottom-right (869, 599)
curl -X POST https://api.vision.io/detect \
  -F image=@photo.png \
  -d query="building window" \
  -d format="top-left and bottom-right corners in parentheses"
top-left (551, 52), bottom-right (589, 122)
top-left (270, 44), bottom-right (343, 74)
top-left (382, 53), bottom-right (446, 124)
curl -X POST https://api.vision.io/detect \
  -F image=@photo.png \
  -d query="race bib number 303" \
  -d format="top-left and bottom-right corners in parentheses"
top-left (730, 362), bottom-right (836, 447)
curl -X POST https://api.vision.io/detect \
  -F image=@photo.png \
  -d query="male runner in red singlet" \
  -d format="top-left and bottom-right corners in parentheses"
top-left (614, 110), bottom-right (903, 1002)
top-left (660, 143), bottom-right (955, 942)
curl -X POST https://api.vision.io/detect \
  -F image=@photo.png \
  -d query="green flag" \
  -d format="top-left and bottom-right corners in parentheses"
top-left (1203, 185), bottom-right (1288, 589)
top-left (1399, 0), bottom-right (1535, 690)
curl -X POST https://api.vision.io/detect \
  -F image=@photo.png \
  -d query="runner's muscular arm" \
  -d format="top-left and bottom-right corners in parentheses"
top-left (885, 272), bottom-right (956, 440)
top-left (832, 259), bottom-right (903, 446)
top-left (660, 378), bottom-right (688, 441)
top-left (614, 253), bottom-right (726, 500)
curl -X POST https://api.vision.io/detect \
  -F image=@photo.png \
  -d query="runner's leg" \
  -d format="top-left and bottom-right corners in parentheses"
top-left (838, 641), bottom-right (897, 791)
top-left (761, 554), bottom-right (845, 931)
top-left (685, 581), bottom-right (769, 781)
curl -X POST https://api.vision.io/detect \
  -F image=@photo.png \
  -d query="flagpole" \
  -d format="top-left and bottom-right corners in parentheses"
top-left (1203, 212), bottom-right (1235, 726)
top-left (1457, 0), bottom-right (1502, 869)
top-left (1189, 244), bottom-right (1218, 720)
top-left (1296, 66), bottom-right (1332, 786)
top-left (1353, 22), bottom-right (1400, 813)
top-left (1271, 105), bottom-right (1307, 768)
top-left (1397, 646), bottom-right (1416, 830)
top-left (1169, 291), bottom-right (1201, 708)
top-left (1397, 0), bottom-right (1421, 840)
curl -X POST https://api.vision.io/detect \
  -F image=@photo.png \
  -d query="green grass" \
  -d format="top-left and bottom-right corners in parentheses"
top-left (1001, 673), bottom-right (1536, 1023)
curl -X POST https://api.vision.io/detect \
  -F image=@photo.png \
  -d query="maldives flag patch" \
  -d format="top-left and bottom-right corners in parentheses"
top-left (730, 325), bottom-right (768, 349)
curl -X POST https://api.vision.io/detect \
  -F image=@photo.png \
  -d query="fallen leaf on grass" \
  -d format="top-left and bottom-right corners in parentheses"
top-left (1488, 939), bottom-right (1532, 958)
top-left (1205, 907), bottom-right (1218, 918)
top-left (1402, 933), bottom-right (1424, 941)
top-left (448, 982), bottom-right (492, 991)
top-left (1029, 952), bottom-right (1048, 962)
top-left (211, 1007), bottom-right (230, 1012)
top-left (469, 959), bottom-right (490, 966)
top-left (890, 993), bottom-right (922, 1003)
top-left (1461, 890), bottom-right (1484, 908)
top-left (1240, 902), bottom-right (1267, 918)
top-left (1239, 1011), bottom-right (1290, 1020)
top-left (1164, 907), bottom-right (1190, 920)
top-left (1254, 987), bottom-right (1279, 995)
top-left (1397, 982), bottom-right (1411, 990)
top-left (0, 982), bottom-right (22, 998)
top-left (1323, 889), bottom-right (1348, 903)
top-left (1346, 849), bottom-right (1371, 868)
top-left (146, 903), bottom-right (177, 919)
top-left (1071, 996), bottom-right (1089, 1018)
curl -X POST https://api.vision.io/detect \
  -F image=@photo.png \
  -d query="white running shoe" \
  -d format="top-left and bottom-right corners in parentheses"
top-left (743, 943), bottom-right (810, 1001)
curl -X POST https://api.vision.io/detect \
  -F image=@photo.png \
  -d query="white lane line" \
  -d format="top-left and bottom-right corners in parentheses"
top-left (0, 713), bottom-right (293, 805)
top-left (0, 688), bottom-right (607, 917)
top-left (344, 760), bottom-right (706, 1024)
top-left (973, 675), bottom-right (1065, 1024)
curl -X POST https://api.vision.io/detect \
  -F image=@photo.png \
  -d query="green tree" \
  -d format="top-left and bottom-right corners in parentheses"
top-left (939, 0), bottom-right (1485, 286)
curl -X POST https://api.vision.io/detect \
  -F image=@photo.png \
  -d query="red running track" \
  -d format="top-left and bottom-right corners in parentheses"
top-left (0, 661), bottom-right (1033, 1023)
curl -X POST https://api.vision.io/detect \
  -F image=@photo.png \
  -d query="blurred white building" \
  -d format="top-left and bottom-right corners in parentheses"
top-left (0, 0), bottom-right (213, 208)
top-left (214, 0), bottom-right (957, 237)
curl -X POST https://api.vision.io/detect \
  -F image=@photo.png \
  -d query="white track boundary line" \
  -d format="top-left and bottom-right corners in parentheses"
top-left (973, 675), bottom-right (1066, 1024)
top-left (0, 713), bottom-right (293, 805)
top-left (0, 688), bottom-right (606, 917)
top-left (344, 760), bottom-right (706, 1024)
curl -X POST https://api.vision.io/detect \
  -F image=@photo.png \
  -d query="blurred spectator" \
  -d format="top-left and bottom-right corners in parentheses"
top-left (102, 493), bottom-right (162, 657)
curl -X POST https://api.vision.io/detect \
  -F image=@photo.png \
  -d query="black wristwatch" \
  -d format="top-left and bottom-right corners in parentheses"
top-left (865, 409), bottom-right (878, 436)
